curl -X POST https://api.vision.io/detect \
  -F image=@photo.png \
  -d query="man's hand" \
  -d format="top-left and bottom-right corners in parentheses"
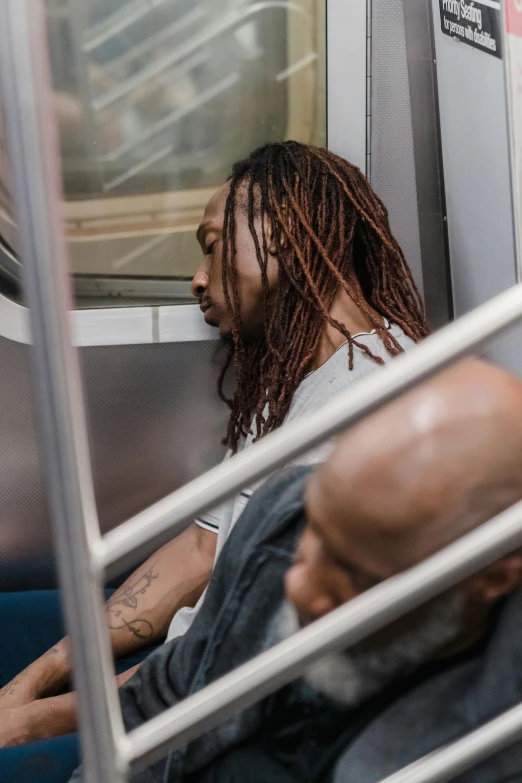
top-left (0, 644), bottom-right (69, 712)
top-left (0, 664), bottom-right (142, 748)
top-left (0, 697), bottom-right (76, 748)
top-left (0, 705), bottom-right (38, 748)
top-left (0, 524), bottom-right (216, 738)
top-left (0, 671), bottom-right (38, 711)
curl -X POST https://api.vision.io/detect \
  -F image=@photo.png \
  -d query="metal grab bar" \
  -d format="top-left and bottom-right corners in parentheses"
top-left (125, 497), bottom-right (522, 771)
top-left (91, 1), bottom-right (312, 112)
top-left (378, 702), bottom-right (522, 783)
top-left (101, 282), bottom-right (522, 578)
top-left (83, 0), bottom-right (180, 53)
top-left (3, 0), bottom-right (522, 781)
top-left (0, 2), bottom-right (127, 781)
top-left (102, 72), bottom-right (240, 189)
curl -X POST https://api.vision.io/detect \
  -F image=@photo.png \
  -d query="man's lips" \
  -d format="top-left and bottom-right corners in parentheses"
top-left (199, 301), bottom-right (212, 314)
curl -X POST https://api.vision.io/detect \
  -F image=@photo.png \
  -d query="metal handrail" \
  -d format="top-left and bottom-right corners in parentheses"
top-left (101, 282), bottom-right (522, 577)
top-left (124, 497), bottom-right (522, 771)
top-left (83, 0), bottom-right (178, 53)
top-left (378, 701), bottom-right (522, 783)
top-left (91, 2), bottom-right (312, 112)
top-left (0, 3), bottom-right (127, 781)
top-left (2, 1), bottom-right (522, 781)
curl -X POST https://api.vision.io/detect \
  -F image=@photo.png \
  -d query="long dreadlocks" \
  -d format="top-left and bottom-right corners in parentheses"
top-left (219, 141), bottom-right (430, 453)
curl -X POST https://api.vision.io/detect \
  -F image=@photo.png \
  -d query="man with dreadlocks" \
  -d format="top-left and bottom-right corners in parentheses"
top-left (199, 142), bottom-right (426, 455)
top-left (169, 141), bottom-right (428, 639)
top-left (0, 143), bottom-right (427, 779)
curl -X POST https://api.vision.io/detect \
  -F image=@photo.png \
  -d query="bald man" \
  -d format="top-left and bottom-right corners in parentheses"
top-left (68, 359), bottom-right (522, 783)
top-left (282, 358), bottom-right (522, 782)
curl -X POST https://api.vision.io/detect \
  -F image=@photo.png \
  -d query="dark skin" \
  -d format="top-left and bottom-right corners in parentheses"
top-left (0, 183), bottom-right (382, 746)
top-left (286, 359), bottom-right (522, 659)
top-left (193, 183), bottom-right (382, 367)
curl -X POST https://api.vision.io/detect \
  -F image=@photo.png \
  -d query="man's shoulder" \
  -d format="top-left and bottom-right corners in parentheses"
top-left (259, 463), bottom-right (313, 496)
top-left (243, 464), bottom-right (312, 521)
top-left (228, 466), bottom-right (312, 548)
top-left (333, 589), bottom-right (522, 783)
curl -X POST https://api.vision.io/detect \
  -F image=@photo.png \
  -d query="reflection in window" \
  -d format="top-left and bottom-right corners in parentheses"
top-left (1, 0), bottom-right (326, 305)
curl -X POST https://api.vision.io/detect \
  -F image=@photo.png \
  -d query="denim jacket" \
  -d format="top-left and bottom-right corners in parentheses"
top-left (107, 467), bottom-right (309, 783)
top-left (71, 467), bottom-right (522, 783)
top-left (333, 585), bottom-right (522, 783)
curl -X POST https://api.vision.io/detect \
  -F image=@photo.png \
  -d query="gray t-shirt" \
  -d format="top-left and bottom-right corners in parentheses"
top-left (167, 320), bottom-right (415, 640)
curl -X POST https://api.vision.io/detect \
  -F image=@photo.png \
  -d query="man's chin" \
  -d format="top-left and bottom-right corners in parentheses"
top-left (202, 308), bottom-right (220, 329)
top-left (275, 602), bottom-right (365, 707)
top-left (219, 331), bottom-right (235, 348)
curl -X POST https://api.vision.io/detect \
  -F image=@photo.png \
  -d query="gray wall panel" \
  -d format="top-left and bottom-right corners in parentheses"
top-left (0, 336), bottom-right (228, 588)
top-left (431, 1), bottom-right (522, 373)
top-left (403, 0), bottom-right (451, 328)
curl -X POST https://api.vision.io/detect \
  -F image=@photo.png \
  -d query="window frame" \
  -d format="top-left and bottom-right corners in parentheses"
top-left (0, 0), bottom-right (369, 346)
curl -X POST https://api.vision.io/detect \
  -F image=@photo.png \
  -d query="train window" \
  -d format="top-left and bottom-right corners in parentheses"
top-left (0, 0), bottom-right (326, 308)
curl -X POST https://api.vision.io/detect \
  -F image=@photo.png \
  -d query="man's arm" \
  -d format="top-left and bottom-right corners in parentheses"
top-left (0, 665), bottom-right (140, 747)
top-left (0, 523), bottom-right (216, 710)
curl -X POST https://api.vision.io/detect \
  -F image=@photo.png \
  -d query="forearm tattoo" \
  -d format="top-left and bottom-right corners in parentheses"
top-left (106, 566), bottom-right (159, 640)
top-left (0, 668), bottom-right (27, 698)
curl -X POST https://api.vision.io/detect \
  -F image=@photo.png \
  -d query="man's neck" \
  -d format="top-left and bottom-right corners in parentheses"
top-left (309, 288), bottom-right (384, 372)
top-left (430, 606), bottom-right (496, 663)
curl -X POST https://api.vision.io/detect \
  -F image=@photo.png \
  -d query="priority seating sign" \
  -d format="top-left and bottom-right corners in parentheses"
top-left (439, 0), bottom-right (502, 58)
top-left (505, 0), bottom-right (522, 276)
top-left (507, 0), bottom-right (522, 37)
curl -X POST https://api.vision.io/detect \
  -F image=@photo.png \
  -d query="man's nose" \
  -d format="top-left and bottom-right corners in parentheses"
top-left (191, 267), bottom-right (209, 299)
top-left (285, 563), bottom-right (337, 622)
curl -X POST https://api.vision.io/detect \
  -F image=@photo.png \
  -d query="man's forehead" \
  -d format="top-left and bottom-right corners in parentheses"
top-left (304, 362), bottom-right (522, 575)
top-left (303, 404), bottom-right (466, 568)
top-left (201, 179), bottom-right (263, 225)
top-left (201, 183), bottom-right (230, 224)
top-left (304, 466), bottom-right (398, 579)
top-left (309, 422), bottom-right (455, 527)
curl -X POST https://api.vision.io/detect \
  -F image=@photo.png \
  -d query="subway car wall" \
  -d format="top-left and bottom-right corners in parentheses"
top-left (0, 0), bottom-right (518, 588)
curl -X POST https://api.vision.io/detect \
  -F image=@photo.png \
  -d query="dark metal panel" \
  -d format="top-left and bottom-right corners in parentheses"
top-left (403, 0), bottom-right (452, 329)
top-left (0, 336), bottom-right (227, 588)
top-left (371, 0), bottom-right (451, 330)
top-left (371, 0), bottom-right (424, 297)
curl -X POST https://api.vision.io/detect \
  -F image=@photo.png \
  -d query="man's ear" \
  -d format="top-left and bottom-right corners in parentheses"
top-left (265, 213), bottom-right (291, 255)
top-left (470, 555), bottom-right (522, 604)
top-left (266, 217), bottom-right (278, 255)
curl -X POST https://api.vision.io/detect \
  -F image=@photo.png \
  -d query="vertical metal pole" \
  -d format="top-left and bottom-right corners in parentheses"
top-left (0, 2), bottom-right (128, 781)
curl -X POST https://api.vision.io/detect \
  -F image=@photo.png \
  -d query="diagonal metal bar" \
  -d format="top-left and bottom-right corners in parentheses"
top-left (101, 71), bottom-right (239, 168)
top-left (101, 282), bottom-right (522, 577)
top-left (103, 7), bottom-right (206, 76)
top-left (83, 0), bottom-right (179, 53)
top-left (124, 497), bottom-right (522, 771)
top-left (3, 2), bottom-right (522, 782)
top-left (91, 1), bottom-right (312, 112)
top-left (377, 701), bottom-right (522, 783)
top-left (0, 1), bottom-right (130, 780)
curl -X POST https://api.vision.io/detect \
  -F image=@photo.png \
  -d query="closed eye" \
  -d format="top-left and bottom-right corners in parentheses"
top-left (308, 520), bottom-right (383, 591)
top-left (205, 240), bottom-right (217, 256)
